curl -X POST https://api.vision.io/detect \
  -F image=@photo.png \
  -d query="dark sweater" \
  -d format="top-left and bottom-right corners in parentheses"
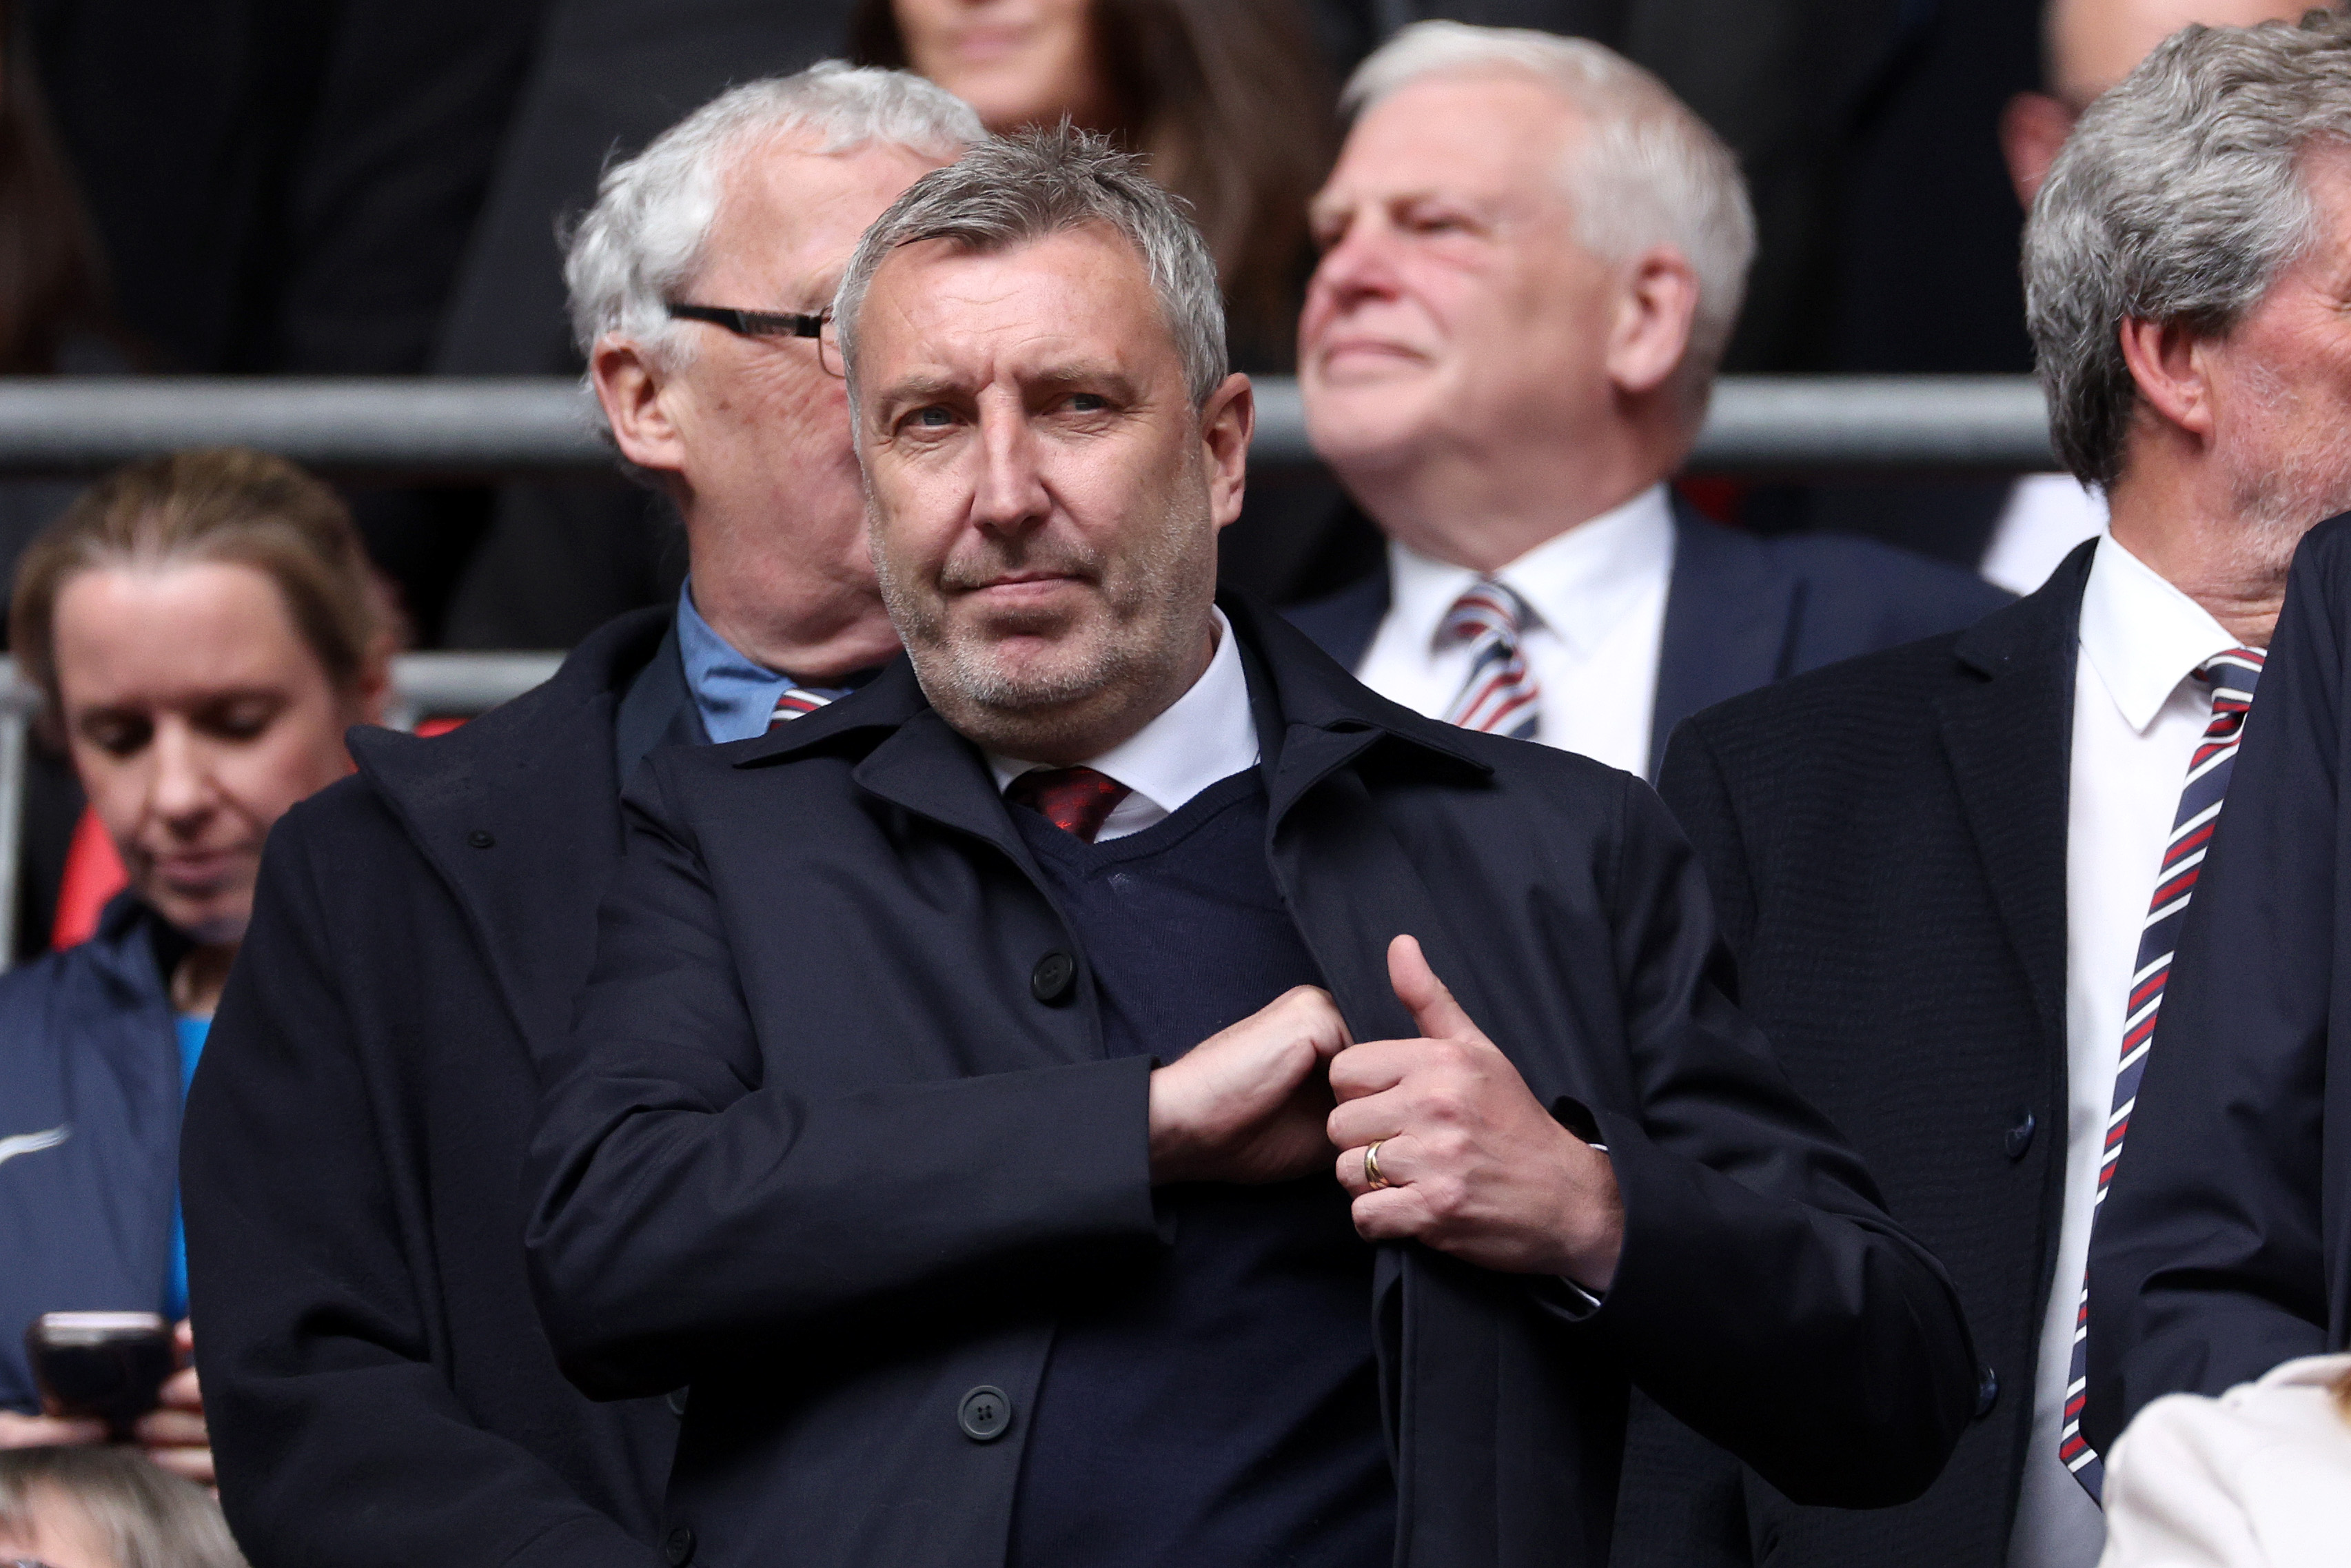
top-left (1006, 769), bottom-right (1394, 1568)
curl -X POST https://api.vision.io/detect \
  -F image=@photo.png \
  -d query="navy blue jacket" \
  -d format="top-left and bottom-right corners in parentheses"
top-left (1286, 502), bottom-right (2013, 777)
top-left (181, 607), bottom-right (690, 1568)
top-left (0, 895), bottom-right (185, 1412)
top-left (524, 594), bottom-right (1977, 1568)
top-left (2086, 513), bottom-right (2351, 1447)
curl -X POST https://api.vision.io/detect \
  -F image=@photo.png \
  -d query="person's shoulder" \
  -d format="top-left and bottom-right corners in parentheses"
top-left (1684, 625), bottom-right (1974, 749)
top-left (1755, 529), bottom-right (2013, 615)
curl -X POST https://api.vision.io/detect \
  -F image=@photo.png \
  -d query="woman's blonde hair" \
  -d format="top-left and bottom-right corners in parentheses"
top-left (10, 447), bottom-right (396, 713)
top-left (0, 1444), bottom-right (247, 1568)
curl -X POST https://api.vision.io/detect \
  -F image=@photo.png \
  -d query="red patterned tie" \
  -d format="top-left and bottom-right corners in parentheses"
top-left (1006, 766), bottom-right (1132, 843)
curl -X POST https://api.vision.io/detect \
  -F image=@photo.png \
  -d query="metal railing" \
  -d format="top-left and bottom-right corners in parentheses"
top-left (0, 652), bottom-right (562, 967)
top-left (0, 374), bottom-right (2063, 476)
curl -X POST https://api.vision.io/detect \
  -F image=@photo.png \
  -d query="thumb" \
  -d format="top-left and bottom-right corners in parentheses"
top-left (1389, 934), bottom-right (1478, 1041)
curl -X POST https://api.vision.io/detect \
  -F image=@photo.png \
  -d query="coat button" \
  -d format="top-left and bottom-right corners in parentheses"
top-left (958, 1384), bottom-right (1012, 1441)
top-left (663, 1525), bottom-right (695, 1565)
top-left (1974, 1366), bottom-right (2000, 1418)
top-left (2005, 1112), bottom-right (2037, 1161)
top-left (1030, 950), bottom-right (1076, 1005)
top-left (467, 829), bottom-right (496, 849)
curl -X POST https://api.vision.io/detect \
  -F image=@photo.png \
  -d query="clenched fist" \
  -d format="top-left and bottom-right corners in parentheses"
top-left (1149, 985), bottom-right (1354, 1184)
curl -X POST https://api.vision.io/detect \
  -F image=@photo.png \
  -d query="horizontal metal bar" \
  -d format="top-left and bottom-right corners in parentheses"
top-left (0, 652), bottom-right (563, 725)
top-left (0, 374), bottom-right (2059, 476)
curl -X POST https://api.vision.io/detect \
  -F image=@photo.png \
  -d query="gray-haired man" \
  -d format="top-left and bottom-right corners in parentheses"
top-left (523, 126), bottom-right (1973, 1568)
top-left (1618, 14), bottom-right (2351, 1568)
top-left (179, 65), bottom-right (978, 1568)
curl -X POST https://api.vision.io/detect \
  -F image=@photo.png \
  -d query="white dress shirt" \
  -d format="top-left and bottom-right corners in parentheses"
top-left (988, 607), bottom-right (1259, 841)
top-left (2098, 1353), bottom-right (2351, 1568)
top-left (2009, 533), bottom-right (2241, 1568)
top-left (1982, 475), bottom-right (2110, 596)
top-left (1354, 485), bottom-right (1674, 778)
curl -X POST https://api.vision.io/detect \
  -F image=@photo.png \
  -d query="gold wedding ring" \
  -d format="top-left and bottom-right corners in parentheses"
top-left (1363, 1139), bottom-right (1391, 1191)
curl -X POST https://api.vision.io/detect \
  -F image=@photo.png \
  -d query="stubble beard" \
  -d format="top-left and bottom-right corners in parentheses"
top-left (873, 491), bottom-right (1219, 760)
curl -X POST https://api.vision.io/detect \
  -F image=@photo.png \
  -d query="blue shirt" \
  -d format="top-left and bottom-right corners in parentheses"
top-left (164, 1013), bottom-right (210, 1322)
top-left (675, 580), bottom-right (802, 744)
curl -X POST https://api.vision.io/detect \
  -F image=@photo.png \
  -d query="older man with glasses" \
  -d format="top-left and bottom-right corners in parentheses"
top-left (177, 64), bottom-right (979, 1568)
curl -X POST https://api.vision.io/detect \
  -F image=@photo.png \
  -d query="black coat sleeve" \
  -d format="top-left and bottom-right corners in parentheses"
top-left (2083, 525), bottom-right (2348, 1449)
top-left (522, 762), bottom-right (1166, 1398)
top-left (181, 815), bottom-right (653, 1568)
top-left (1577, 774), bottom-right (1978, 1509)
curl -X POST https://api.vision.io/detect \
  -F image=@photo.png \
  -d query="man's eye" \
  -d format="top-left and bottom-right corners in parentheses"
top-left (913, 406), bottom-right (955, 427)
top-left (1068, 392), bottom-right (1108, 413)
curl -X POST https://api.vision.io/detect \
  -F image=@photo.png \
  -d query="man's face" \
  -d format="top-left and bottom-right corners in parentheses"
top-left (1299, 74), bottom-right (1621, 481)
top-left (855, 225), bottom-right (1250, 762)
top-left (2199, 143), bottom-right (2351, 567)
top-left (616, 136), bottom-right (948, 656)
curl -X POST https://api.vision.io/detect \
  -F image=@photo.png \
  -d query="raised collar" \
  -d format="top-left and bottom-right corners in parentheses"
top-left (2077, 533), bottom-right (2238, 733)
top-left (1385, 483), bottom-right (1676, 659)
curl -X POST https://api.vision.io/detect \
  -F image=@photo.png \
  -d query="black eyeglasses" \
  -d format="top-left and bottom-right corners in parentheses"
top-left (665, 302), bottom-right (842, 377)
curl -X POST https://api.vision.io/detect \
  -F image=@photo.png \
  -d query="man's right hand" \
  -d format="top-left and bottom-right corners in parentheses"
top-left (1148, 986), bottom-right (1352, 1185)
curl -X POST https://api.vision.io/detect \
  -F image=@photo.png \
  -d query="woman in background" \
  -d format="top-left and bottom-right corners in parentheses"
top-left (852, 0), bottom-right (1336, 370)
top-left (0, 449), bottom-right (393, 1486)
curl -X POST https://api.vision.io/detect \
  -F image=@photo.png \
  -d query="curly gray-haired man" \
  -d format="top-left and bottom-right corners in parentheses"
top-left (1619, 12), bottom-right (2351, 1568)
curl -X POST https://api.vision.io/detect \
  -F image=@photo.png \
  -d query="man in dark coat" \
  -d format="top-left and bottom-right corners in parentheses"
top-left (2084, 512), bottom-right (2351, 1445)
top-left (1620, 16), bottom-right (2351, 1567)
top-left (523, 127), bottom-right (1974, 1568)
top-left (1285, 23), bottom-right (2008, 781)
top-left (177, 68), bottom-right (981, 1568)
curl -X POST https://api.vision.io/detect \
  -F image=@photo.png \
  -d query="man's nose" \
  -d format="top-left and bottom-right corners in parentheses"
top-left (970, 405), bottom-right (1051, 537)
top-left (1307, 218), bottom-right (1402, 314)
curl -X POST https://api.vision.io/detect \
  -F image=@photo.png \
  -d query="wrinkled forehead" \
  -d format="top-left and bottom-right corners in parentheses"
top-left (857, 225), bottom-right (1178, 389)
top-left (1321, 71), bottom-right (1588, 214)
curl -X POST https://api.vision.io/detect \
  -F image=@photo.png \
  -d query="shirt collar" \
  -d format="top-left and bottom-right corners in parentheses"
top-left (988, 607), bottom-right (1259, 814)
top-left (675, 578), bottom-right (796, 744)
top-left (1385, 483), bottom-right (1676, 659)
top-left (2077, 533), bottom-right (2240, 733)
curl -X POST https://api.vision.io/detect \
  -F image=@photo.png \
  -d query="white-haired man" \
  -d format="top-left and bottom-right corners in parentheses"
top-left (176, 65), bottom-right (979, 1568)
top-left (1620, 14), bottom-right (2351, 1568)
top-left (1289, 22), bottom-right (2008, 780)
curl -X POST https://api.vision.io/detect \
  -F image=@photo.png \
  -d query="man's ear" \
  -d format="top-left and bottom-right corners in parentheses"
top-left (1605, 247), bottom-right (1700, 401)
top-left (2117, 314), bottom-right (2218, 444)
top-left (590, 334), bottom-right (689, 477)
top-left (1999, 92), bottom-right (2076, 212)
top-left (1200, 372), bottom-right (1255, 530)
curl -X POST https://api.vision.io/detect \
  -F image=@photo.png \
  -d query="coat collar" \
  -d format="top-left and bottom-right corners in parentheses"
top-left (347, 606), bottom-right (669, 1048)
top-left (1932, 538), bottom-right (2095, 1050)
top-left (740, 592), bottom-right (1492, 848)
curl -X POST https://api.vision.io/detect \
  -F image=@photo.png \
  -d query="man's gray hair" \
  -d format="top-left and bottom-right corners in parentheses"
top-left (1343, 21), bottom-right (1756, 398)
top-left (835, 125), bottom-right (1229, 409)
top-left (563, 63), bottom-right (982, 367)
top-left (2026, 10), bottom-right (2351, 489)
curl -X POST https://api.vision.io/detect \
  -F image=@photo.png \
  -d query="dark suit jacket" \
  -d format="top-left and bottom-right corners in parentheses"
top-left (1627, 543), bottom-right (2094, 1567)
top-left (181, 608), bottom-right (691, 1568)
top-left (1285, 502), bottom-right (2012, 777)
top-left (523, 594), bottom-right (1975, 1568)
top-left (2084, 515), bottom-right (2351, 1449)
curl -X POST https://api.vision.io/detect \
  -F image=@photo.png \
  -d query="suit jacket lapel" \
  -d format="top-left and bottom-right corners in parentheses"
top-left (1651, 505), bottom-right (1800, 777)
top-left (1931, 543), bottom-right (2093, 1049)
top-left (352, 609), bottom-right (666, 1055)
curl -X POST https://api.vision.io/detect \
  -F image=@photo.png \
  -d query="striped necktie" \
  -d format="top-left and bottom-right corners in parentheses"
top-left (1440, 578), bottom-right (1540, 740)
top-left (766, 684), bottom-right (851, 731)
top-left (2059, 646), bottom-right (2265, 1498)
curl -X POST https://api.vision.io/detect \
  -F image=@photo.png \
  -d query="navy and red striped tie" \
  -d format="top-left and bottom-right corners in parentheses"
top-left (1440, 578), bottom-right (1540, 740)
top-left (766, 684), bottom-right (849, 730)
top-left (2059, 646), bottom-right (2264, 1498)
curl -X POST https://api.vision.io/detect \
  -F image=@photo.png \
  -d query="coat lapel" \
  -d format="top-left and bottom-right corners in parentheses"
top-left (1930, 543), bottom-right (2093, 1049)
top-left (1650, 506), bottom-right (1800, 777)
top-left (352, 608), bottom-right (667, 1055)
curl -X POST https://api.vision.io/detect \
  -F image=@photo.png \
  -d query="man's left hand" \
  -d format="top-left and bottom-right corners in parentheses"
top-left (1330, 935), bottom-right (1624, 1292)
